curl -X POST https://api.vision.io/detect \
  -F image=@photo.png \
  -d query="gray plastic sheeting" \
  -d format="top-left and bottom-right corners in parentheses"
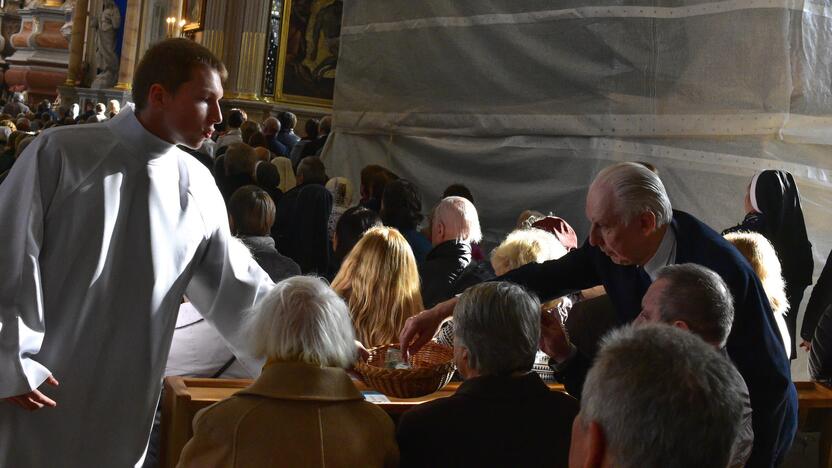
top-left (322, 0), bottom-right (832, 370)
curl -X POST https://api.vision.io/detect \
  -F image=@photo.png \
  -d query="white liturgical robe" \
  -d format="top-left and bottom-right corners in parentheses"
top-left (0, 108), bottom-right (274, 467)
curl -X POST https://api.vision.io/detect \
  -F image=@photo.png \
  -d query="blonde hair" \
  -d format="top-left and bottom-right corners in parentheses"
top-left (331, 226), bottom-right (423, 347)
top-left (724, 232), bottom-right (789, 316)
top-left (491, 228), bottom-right (567, 276)
top-left (326, 176), bottom-right (354, 208)
top-left (271, 156), bottom-right (296, 192)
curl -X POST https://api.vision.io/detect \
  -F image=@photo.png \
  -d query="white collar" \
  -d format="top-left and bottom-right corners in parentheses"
top-left (643, 224), bottom-right (677, 281)
top-left (106, 105), bottom-right (176, 160)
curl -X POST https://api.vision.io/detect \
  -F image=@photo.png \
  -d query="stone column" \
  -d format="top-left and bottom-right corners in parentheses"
top-left (114, 0), bottom-right (140, 90)
top-left (200, 0), bottom-right (226, 61)
top-left (235, 0), bottom-right (269, 99)
top-left (64, 0), bottom-right (88, 86)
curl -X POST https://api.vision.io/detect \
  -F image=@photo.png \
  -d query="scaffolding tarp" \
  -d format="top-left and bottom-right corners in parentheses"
top-left (322, 0), bottom-right (832, 375)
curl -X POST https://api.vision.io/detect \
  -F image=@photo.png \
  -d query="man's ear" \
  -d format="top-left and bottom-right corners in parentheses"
top-left (585, 420), bottom-right (607, 468)
top-left (672, 320), bottom-right (691, 333)
top-left (146, 83), bottom-right (169, 110)
top-left (638, 211), bottom-right (657, 234)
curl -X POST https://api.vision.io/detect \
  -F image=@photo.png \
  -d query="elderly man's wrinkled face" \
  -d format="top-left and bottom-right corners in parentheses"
top-left (585, 183), bottom-right (651, 266)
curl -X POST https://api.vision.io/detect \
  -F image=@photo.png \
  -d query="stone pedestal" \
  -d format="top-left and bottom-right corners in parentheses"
top-left (57, 84), bottom-right (130, 109)
top-left (6, 6), bottom-right (70, 102)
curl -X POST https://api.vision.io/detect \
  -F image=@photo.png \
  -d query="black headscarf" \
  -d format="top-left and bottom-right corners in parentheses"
top-left (752, 170), bottom-right (814, 287)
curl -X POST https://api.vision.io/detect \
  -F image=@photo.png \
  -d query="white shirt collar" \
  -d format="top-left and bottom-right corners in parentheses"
top-left (643, 224), bottom-right (677, 281)
top-left (106, 105), bottom-right (176, 160)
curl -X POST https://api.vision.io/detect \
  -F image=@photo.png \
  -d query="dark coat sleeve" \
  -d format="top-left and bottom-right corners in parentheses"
top-left (809, 305), bottom-right (832, 382)
top-left (549, 351), bottom-right (593, 400)
top-left (497, 241), bottom-right (603, 302)
top-left (802, 250), bottom-right (832, 341)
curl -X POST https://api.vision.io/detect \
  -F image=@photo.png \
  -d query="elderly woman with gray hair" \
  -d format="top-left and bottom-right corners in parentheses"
top-left (396, 282), bottom-right (577, 468)
top-left (178, 276), bottom-right (399, 468)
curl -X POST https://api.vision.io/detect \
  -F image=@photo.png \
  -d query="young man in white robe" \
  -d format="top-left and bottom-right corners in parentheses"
top-left (0, 39), bottom-right (274, 467)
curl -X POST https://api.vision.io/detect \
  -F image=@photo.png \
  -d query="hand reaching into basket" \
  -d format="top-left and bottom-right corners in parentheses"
top-left (400, 297), bottom-right (459, 359)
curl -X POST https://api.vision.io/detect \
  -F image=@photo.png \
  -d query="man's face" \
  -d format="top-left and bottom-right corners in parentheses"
top-left (585, 183), bottom-right (650, 266)
top-left (161, 65), bottom-right (223, 149)
top-left (635, 278), bottom-right (669, 326)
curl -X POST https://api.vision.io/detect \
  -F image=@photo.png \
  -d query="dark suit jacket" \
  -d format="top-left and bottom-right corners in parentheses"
top-left (803, 249), bottom-right (832, 341)
top-left (396, 372), bottom-right (577, 468)
top-left (500, 210), bottom-right (797, 468)
top-left (274, 183), bottom-right (333, 275)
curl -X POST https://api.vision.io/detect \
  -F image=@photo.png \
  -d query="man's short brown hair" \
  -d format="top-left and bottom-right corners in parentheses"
top-left (132, 38), bottom-right (227, 112)
top-left (229, 185), bottom-right (276, 236)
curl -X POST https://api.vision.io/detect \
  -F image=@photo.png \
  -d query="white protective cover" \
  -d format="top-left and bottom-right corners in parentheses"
top-left (322, 0), bottom-right (832, 375)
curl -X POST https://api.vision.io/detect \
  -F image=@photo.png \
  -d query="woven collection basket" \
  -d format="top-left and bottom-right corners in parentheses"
top-left (355, 342), bottom-right (456, 398)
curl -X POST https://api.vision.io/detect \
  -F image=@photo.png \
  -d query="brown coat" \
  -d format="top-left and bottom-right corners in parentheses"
top-left (177, 361), bottom-right (399, 468)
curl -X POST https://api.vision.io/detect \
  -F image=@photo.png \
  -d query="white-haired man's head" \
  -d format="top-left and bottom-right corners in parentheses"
top-left (585, 162), bottom-right (673, 266)
top-left (570, 324), bottom-right (745, 468)
top-left (245, 276), bottom-right (357, 368)
top-left (431, 196), bottom-right (482, 246)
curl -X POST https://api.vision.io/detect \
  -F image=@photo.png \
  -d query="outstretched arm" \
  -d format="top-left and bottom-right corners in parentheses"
top-left (0, 134), bottom-right (61, 405)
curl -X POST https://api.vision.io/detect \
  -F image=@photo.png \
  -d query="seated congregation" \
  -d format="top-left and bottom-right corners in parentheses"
top-left (150, 125), bottom-right (828, 468)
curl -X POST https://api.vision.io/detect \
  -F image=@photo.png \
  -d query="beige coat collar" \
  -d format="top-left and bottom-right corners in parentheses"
top-left (238, 361), bottom-right (365, 402)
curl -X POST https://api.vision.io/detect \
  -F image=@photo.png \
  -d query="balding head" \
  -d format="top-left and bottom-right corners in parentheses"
top-left (263, 117), bottom-right (281, 136)
top-left (431, 196), bottom-right (482, 246)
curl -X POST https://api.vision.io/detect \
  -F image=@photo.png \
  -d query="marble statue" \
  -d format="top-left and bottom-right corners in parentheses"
top-left (91, 0), bottom-right (120, 89)
top-left (60, 0), bottom-right (75, 43)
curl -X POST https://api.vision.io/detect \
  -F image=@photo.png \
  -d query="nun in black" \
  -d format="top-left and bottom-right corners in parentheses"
top-left (724, 169), bottom-right (814, 359)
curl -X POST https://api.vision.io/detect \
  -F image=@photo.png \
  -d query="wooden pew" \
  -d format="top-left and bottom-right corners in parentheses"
top-left (160, 377), bottom-right (832, 468)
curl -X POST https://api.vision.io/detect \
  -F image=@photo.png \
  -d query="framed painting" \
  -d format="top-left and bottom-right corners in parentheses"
top-left (274, 0), bottom-right (342, 107)
top-left (182, 0), bottom-right (206, 32)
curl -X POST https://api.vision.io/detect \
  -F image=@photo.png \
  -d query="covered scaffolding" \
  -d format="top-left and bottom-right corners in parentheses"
top-left (322, 0), bottom-right (832, 370)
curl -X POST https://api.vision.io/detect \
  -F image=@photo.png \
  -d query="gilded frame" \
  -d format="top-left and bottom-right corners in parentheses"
top-left (273, 0), bottom-right (340, 108)
top-left (182, 0), bottom-right (207, 32)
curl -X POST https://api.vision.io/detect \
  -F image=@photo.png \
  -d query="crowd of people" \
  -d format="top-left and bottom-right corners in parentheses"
top-left (1, 38), bottom-right (831, 468)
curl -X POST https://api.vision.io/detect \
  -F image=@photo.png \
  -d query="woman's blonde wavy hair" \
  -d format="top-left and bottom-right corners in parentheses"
top-left (331, 226), bottom-right (423, 348)
top-left (724, 231), bottom-right (789, 316)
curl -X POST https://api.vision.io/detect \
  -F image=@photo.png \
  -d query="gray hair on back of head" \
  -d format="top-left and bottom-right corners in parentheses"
top-left (592, 162), bottom-right (673, 226)
top-left (581, 323), bottom-right (745, 468)
top-left (655, 263), bottom-right (735, 347)
top-left (452, 282), bottom-right (540, 375)
top-left (245, 276), bottom-right (357, 368)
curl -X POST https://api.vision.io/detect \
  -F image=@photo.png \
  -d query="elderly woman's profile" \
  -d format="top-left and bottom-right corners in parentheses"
top-left (177, 276), bottom-right (399, 467)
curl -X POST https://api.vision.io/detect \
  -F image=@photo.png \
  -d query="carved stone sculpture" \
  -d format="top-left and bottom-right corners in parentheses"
top-left (91, 0), bottom-right (120, 89)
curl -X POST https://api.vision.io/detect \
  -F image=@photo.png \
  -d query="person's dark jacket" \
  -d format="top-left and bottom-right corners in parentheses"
top-left (419, 240), bottom-right (472, 308)
top-left (396, 372), bottom-right (577, 468)
top-left (809, 305), bottom-right (832, 383)
top-left (301, 133), bottom-right (328, 158)
top-left (274, 183), bottom-right (333, 275)
top-left (803, 249), bottom-right (832, 341)
top-left (265, 133), bottom-right (288, 157)
top-left (500, 210), bottom-right (797, 468)
top-left (277, 129), bottom-right (301, 153)
top-left (238, 235), bottom-right (301, 281)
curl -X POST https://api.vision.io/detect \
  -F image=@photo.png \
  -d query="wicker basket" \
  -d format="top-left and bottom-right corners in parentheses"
top-left (355, 342), bottom-right (456, 398)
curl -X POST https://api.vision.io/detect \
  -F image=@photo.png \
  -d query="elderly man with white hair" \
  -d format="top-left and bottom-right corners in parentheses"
top-left (419, 196), bottom-right (482, 308)
top-left (397, 282), bottom-right (577, 468)
top-left (569, 324), bottom-right (746, 468)
top-left (402, 162), bottom-right (796, 467)
top-left (178, 276), bottom-right (399, 467)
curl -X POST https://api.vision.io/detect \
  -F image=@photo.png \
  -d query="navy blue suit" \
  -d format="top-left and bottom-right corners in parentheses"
top-left (500, 210), bottom-right (797, 467)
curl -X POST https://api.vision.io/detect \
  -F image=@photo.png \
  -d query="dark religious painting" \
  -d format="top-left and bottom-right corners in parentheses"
top-left (183, 0), bottom-right (206, 32)
top-left (276, 0), bottom-right (341, 106)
